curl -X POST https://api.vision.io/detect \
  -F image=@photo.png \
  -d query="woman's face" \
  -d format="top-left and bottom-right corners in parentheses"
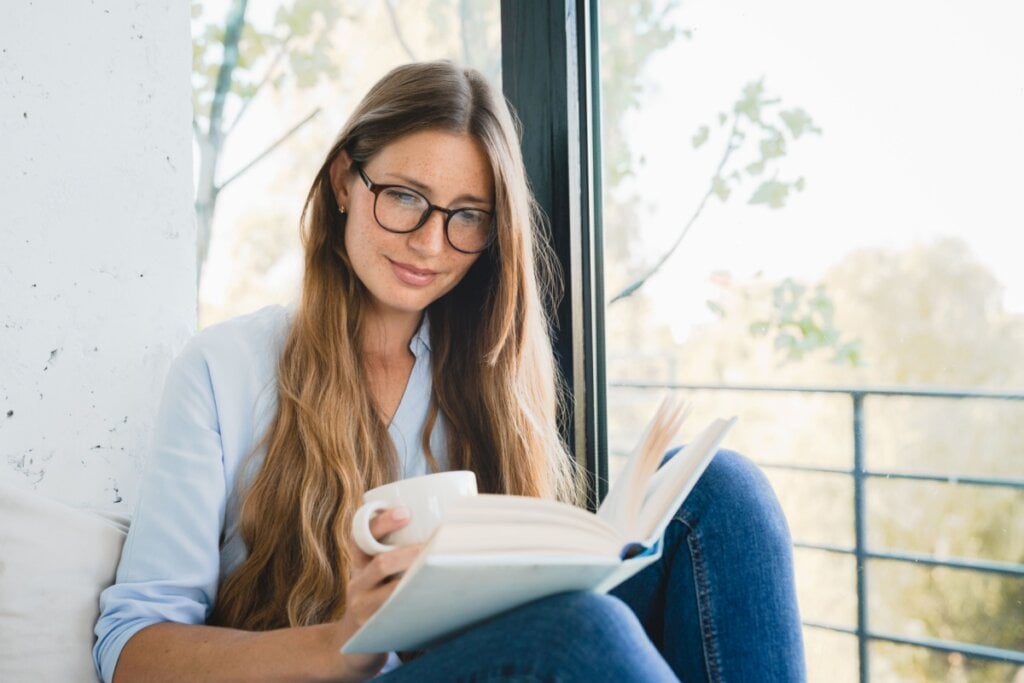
top-left (331, 129), bottom-right (494, 323)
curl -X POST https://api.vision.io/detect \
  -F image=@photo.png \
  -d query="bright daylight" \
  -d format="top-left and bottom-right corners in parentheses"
top-left (2, 1), bottom-right (1021, 682)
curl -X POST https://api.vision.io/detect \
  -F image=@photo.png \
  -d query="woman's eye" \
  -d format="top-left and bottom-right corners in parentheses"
top-left (384, 188), bottom-right (421, 206)
top-left (453, 210), bottom-right (488, 228)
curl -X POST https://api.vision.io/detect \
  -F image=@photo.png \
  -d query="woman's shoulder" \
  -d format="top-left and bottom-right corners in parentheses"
top-left (176, 304), bottom-right (292, 379)
top-left (194, 304), bottom-right (291, 347)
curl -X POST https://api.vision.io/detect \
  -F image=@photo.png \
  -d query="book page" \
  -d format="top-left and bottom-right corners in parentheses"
top-left (436, 494), bottom-right (625, 554)
top-left (428, 522), bottom-right (623, 557)
top-left (596, 396), bottom-right (691, 536)
top-left (633, 416), bottom-right (737, 542)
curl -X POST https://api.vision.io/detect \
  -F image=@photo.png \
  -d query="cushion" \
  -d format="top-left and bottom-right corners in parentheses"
top-left (0, 481), bottom-right (129, 683)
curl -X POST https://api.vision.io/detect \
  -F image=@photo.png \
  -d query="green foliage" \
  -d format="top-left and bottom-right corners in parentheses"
top-left (191, 0), bottom-right (348, 287)
top-left (191, 0), bottom-right (341, 130)
top-left (748, 177), bottom-right (793, 208)
top-left (597, 2), bottom-right (1020, 678)
top-left (710, 175), bottom-right (731, 201)
top-left (605, 63), bottom-right (823, 304)
top-left (780, 107), bottom-right (821, 139)
top-left (699, 78), bottom-right (821, 212)
top-left (869, 480), bottom-right (1024, 681)
top-left (679, 240), bottom-right (1024, 681)
top-left (741, 278), bottom-right (862, 366)
top-left (733, 79), bottom-right (771, 122)
top-left (699, 275), bottom-right (866, 368)
top-left (691, 124), bottom-right (710, 149)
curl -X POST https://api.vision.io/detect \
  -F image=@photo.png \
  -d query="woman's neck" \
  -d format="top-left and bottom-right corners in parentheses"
top-left (360, 308), bottom-right (421, 425)
top-left (360, 308), bottom-right (422, 361)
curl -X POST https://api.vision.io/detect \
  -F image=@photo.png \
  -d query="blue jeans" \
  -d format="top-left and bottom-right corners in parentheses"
top-left (378, 450), bottom-right (806, 682)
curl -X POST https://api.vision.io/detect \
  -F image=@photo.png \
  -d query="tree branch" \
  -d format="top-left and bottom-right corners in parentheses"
top-left (218, 108), bottom-right (321, 190)
top-left (608, 116), bottom-right (742, 305)
top-left (224, 31), bottom-right (294, 137)
top-left (383, 0), bottom-right (418, 62)
top-left (208, 0), bottom-right (249, 144)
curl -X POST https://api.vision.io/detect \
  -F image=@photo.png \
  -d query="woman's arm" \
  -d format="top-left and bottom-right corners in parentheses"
top-left (115, 621), bottom-right (371, 683)
top-left (96, 317), bottom-right (418, 682)
top-left (113, 510), bottom-right (420, 683)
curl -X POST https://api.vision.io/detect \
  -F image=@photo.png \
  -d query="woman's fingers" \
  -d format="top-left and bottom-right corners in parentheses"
top-left (344, 543), bottom-right (423, 633)
top-left (350, 506), bottom-right (413, 569)
top-left (368, 506), bottom-right (411, 542)
top-left (350, 543), bottom-right (422, 593)
top-left (339, 529), bottom-right (424, 659)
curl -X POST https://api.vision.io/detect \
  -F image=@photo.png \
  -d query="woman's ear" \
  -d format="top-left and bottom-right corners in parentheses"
top-left (329, 150), bottom-right (354, 211)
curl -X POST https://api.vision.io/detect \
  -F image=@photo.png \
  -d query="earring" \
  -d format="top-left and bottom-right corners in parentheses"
top-left (338, 206), bottom-right (347, 215)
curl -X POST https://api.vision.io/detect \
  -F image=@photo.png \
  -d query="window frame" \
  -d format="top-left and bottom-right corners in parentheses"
top-left (500, 0), bottom-right (608, 508)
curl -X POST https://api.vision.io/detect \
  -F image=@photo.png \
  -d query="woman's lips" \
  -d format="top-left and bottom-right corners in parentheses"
top-left (389, 259), bottom-right (438, 287)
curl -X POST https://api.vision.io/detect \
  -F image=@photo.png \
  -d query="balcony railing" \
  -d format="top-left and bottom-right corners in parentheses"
top-left (610, 381), bottom-right (1024, 681)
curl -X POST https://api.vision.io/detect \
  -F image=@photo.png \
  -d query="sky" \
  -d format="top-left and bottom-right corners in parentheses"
top-left (613, 0), bottom-right (1024, 339)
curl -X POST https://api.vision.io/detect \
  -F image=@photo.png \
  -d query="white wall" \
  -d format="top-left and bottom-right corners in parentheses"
top-left (0, 1), bottom-right (195, 511)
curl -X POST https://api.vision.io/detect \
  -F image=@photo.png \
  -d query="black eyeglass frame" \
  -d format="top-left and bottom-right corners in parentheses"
top-left (355, 164), bottom-right (496, 254)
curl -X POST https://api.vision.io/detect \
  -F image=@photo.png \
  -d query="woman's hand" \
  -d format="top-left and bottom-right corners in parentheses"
top-left (332, 507), bottom-right (423, 681)
top-left (113, 510), bottom-right (422, 683)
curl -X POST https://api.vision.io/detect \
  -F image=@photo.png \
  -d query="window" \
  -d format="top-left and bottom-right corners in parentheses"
top-left (596, 1), bottom-right (1024, 681)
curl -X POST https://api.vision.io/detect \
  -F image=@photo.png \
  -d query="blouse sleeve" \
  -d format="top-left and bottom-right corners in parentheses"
top-left (92, 339), bottom-right (228, 683)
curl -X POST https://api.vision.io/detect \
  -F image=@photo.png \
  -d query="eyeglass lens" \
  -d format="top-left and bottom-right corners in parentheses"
top-left (375, 186), bottom-right (492, 253)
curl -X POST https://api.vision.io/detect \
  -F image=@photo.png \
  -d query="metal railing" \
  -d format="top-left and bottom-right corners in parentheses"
top-left (610, 381), bottom-right (1024, 681)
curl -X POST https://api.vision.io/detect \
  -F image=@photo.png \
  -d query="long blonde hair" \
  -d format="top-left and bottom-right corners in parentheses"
top-left (211, 61), bottom-right (577, 630)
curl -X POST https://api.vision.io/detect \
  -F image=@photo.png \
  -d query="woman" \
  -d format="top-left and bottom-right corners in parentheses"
top-left (94, 61), bottom-right (805, 682)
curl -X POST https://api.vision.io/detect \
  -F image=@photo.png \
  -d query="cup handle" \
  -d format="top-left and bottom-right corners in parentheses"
top-left (351, 500), bottom-right (395, 555)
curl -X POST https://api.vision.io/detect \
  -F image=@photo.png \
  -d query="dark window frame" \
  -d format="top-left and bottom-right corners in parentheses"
top-left (500, 0), bottom-right (608, 508)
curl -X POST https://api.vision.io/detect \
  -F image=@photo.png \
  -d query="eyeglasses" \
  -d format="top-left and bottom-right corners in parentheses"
top-left (355, 165), bottom-right (495, 254)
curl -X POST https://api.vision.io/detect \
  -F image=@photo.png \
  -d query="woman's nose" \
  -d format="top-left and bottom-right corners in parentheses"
top-left (408, 209), bottom-right (448, 255)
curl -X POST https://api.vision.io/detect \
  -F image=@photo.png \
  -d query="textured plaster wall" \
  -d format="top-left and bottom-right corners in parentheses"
top-left (0, 2), bottom-right (195, 511)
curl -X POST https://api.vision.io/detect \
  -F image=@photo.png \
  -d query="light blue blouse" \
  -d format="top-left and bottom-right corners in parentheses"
top-left (93, 305), bottom-right (445, 682)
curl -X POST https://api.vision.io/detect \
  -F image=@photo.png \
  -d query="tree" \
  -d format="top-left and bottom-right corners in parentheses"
top-left (595, 0), bottom-right (856, 385)
top-left (681, 239), bottom-right (1024, 681)
top-left (191, 0), bottom-right (342, 286)
top-left (607, 78), bottom-right (822, 305)
top-left (589, 0), bottom-right (857, 467)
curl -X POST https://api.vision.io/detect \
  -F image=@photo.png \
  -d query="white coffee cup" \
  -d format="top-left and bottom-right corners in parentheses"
top-left (351, 470), bottom-right (478, 555)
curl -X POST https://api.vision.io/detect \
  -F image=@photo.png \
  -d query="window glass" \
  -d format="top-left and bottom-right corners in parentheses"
top-left (597, 2), bottom-right (1024, 680)
top-left (191, 0), bottom-right (500, 326)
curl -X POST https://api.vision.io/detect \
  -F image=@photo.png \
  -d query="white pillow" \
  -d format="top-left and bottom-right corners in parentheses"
top-left (0, 481), bottom-right (129, 683)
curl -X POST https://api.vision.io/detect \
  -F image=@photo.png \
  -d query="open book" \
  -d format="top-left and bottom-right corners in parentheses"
top-left (342, 397), bottom-right (736, 654)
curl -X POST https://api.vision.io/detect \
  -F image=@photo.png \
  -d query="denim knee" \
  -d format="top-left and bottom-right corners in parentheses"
top-left (380, 592), bottom-right (679, 682)
top-left (523, 592), bottom-right (642, 645)
top-left (679, 449), bottom-right (793, 551)
top-left (522, 593), bottom-right (676, 681)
